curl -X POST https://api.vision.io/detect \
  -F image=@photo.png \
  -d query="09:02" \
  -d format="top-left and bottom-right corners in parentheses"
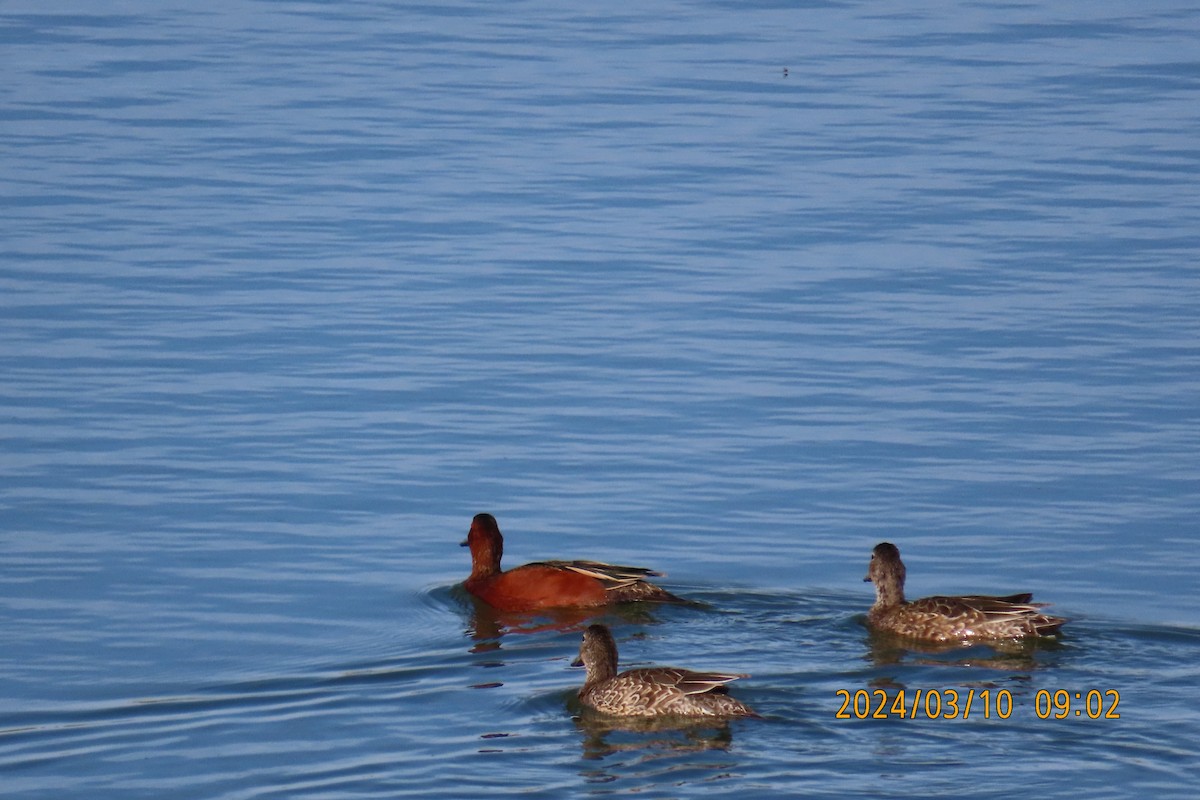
top-left (1034, 689), bottom-right (1120, 719)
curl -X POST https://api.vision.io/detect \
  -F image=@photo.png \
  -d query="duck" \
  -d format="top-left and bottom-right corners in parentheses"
top-left (572, 624), bottom-right (757, 718)
top-left (461, 513), bottom-right (683, 612)
top-left (863, 542), bottom-right (1067, 642)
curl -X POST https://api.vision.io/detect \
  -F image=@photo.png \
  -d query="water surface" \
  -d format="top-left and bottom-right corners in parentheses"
top-left (2, 1), bottom-right (1198, 797)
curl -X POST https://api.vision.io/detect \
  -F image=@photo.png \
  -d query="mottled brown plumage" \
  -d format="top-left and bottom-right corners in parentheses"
top-left (864, 542), bottom-right (1067, 642)
top-left (572, 624), bottom-right (757, 718)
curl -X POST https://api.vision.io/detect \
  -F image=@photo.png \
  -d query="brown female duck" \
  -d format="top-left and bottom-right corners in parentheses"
top-left (572, 624), bottom-right (757, 718)
top-left (864, 542), bottom-right (1066, 642)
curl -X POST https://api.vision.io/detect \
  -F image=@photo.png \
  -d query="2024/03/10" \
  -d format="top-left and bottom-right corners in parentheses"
top-left (835, 688), bottom-right (1121, 720)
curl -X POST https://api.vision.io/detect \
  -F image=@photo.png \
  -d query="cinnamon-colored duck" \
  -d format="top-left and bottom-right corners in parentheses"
top-left (461, 513), bottom-right (682, 612)
top-left (864, 542), bottom-right (1067, 642)
top-left (572, 624), bottom-right (757, 718)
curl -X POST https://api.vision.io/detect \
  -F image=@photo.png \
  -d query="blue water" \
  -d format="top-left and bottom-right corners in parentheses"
top-left (2, 1), bottom-right (1199, 797)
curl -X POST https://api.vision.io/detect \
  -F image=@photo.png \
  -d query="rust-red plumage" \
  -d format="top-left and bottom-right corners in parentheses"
top-left (461, 513), bottom-right (682, 612)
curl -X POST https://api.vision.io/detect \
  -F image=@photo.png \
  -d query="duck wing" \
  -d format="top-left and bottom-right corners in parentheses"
top-left (955, 592), bottom-right (1035, 605)
top-left (912, 594), bottom-right (1066, 638)
top-left (626, 667), bottom-right (749, 696)
top-left (535, 559), bottom-right (664, 590)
